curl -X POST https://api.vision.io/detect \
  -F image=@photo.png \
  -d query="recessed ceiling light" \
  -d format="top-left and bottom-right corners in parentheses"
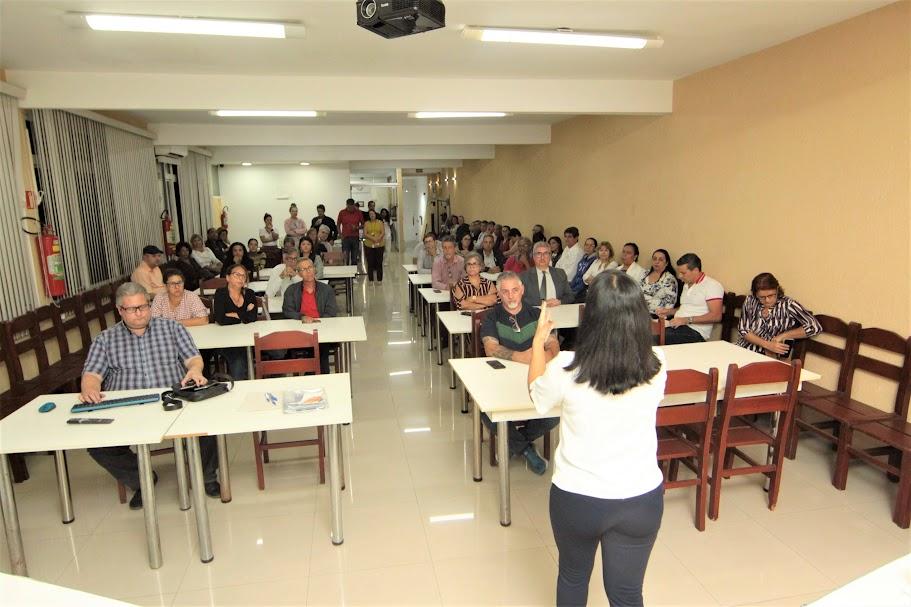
top-left (411, 111), bottom-right (508, 119)
top-left (461, 26), bottom-right (662, 49)
top-left (299, 162), bottom-right (310, 166)
top-left (212, 110), bottom-right (319, 118)
top-left (241, 162), bottom-right (252, 166)
top-left (81, 14), bottom-right (290, 38)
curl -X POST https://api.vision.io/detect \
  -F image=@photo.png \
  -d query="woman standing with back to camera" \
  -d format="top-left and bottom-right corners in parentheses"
top-left (528, 270), bottom-right (665, 607)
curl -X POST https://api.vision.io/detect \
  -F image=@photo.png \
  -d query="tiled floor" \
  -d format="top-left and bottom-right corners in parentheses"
top-left (2, 256), bottom-right (909, 606)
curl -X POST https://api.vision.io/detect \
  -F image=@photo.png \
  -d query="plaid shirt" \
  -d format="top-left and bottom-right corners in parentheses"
top-left (83, 317), bottom-right (200, 390)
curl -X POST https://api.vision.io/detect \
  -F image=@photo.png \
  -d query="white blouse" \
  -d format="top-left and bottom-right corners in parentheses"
top-left (582, 259), bottom-right (619, 284)
top-left (191, 247), bottom-right (221, 268)
top-left (531, 348), bottom-right (666, 499)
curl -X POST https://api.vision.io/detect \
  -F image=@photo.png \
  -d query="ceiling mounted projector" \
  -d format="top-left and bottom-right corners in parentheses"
top-left (356, 0), bottom-right (445, 39)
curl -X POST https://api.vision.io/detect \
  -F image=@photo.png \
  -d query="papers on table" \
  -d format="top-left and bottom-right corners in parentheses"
top-left (240, 389), bottom-right (329, 413)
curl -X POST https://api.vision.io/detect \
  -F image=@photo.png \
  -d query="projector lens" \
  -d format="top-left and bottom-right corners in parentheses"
top-left (361, 0), bottom-right (377, 19)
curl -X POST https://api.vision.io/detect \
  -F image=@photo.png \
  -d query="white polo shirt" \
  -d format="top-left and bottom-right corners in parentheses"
top-left (556, 243), bottom-right (583, 283)
top-left (677, 273), bottom-right (724, 340)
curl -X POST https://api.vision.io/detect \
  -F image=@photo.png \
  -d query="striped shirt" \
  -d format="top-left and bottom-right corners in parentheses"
top-left (452, 276), bottom-right (499, 310)
top-left (150, 291), bottom-right (209, 322)
top-left (83, 317), bottom-right (200, 390)
top-left (737, 295), bottom-right (822, 353)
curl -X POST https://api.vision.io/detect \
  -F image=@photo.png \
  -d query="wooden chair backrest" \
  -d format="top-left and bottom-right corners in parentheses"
top-left (652, 316), bottom-right (666, 346)
top-left (718, 360), bottom-right (802, 434)
top-left (199, 277), bottom-right (228, 294)
top-left (851, 328), bottom-right (911, 419)
top-left (2, 312), bottom-right (49, 382)
top-left (798, 314), bottom-right (861, 395)
top-left (322, 251), bottom-right (346, 266)
top-left (720, 292), bottom-right (747, 343)
top-left (471, 308), bottom-right (493, 358)
top-left (255, 296), bottom-right (271, 321)
top-left (253, 330), bottom-right (320, 378)
top-left (658, 367), bottom-right (719, 429)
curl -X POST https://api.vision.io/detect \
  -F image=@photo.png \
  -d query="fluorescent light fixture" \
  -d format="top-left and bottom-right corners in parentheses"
top-left (403, 427), bottom-right (431, 433)
top-left (299, 162), bottom-right (310, 166)
top-left (389, 370), bottom-right (413, 377)
top-left (83, 14), bottom-right (288, 38)
top-left (429, 513), bottom-right (475, 523)
top-left (411, 111), bottom-right (508, 119)
top-left (462, 26), bottom-right (662, 49)
top-left (212, 110), bottom-right (319, 117)
top-left (241, 162), bottom-right (252, 166)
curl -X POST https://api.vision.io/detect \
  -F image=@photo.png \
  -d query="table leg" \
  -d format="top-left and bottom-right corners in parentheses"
top-left (497, 421), bottom-right (511, 526)
top-left (764, 411), bottom-right (780, 492)
top-left (187, 437), bottom-right (214, 563)
top-left (0, 454), bottom-right (27, 576)
top-left (347, 277), bottom-right (353, 315)
top-left (436, 303), bottom-right (443, 365)
top-left (54, 450), bottom-right (74, 524)
top-left (327, 424), bottom-right (344, 545)
top-left (408, 280), bottom-right (414, 313)
top-left (137, 444), bottom-right (163, 569)
top-left (246, 346), bottom-right (254, 379)
top-left (173, 438), bottom-right (191, 511)
top-left (345, 342), bottom-right (354, 396)
top-left (472, 403), bottom-right (482, 482)
top-left (460, 335), bottom-right (469, 414)
top-left (216, 435), bottom-right (232, 503)
top-left (420, 297), bottom-right (426, 337)
top-left (448, 333), bottom-right (456, 389)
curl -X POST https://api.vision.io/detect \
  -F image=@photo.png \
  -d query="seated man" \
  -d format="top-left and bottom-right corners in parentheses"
top-left (520, 241), bottom-right (574, 308)
top-left (265, 250), bottom-right (301, 303)
top-left (412, 232), bottom-right (442, 274)
top-left (80, 282), bottom-right (220, 509)
top-left (131, 245), bottom-right (166, 296)
top-left (481, 272), bottom-right (560, 475)
top-left (282, 258), bottom-right (338, 373)
top-left (479, 234), bottom-right (505, 273)
top-left (657, 252), bottom-right (723, 344)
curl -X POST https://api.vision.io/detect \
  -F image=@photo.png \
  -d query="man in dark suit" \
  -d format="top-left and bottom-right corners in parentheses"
top-left (520, 241), bottom-right (574, 308)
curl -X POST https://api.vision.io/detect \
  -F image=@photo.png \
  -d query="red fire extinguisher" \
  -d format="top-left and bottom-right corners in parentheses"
top-left (38, 225), bottom-right (66, 297)
top-left (220, 206), bottom-right (229, 230)
top-left (161, 210), bottom-right (175, 256)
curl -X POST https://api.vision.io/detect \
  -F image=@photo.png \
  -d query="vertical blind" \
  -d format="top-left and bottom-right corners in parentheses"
top-left (31, 110), bottom-right (161, 296)
top-left (0, 93), bottom-right (39, 320)
top-left (177, 151), bottom-right (213, 240)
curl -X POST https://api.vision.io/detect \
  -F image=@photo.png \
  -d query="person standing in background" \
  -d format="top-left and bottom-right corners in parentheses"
top-left (363, 209), bottom-right (386, 283)
top-left (310, 204), bottom-right (338, 241)
top-left (380, 208), bottom-right (394, 264)
top-left (337, 198), bottom-right (364, 266)
top-left (283, 203), bottom-right (308, 246)
top-left (259, 213), bottom-right (279, 248)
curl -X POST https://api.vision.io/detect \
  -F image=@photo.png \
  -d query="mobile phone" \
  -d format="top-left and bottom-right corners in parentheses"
top-left (460, 311), bottom-right (472, 317)
top-left (67, 418), bottom-right (114, 424)
top-left (486, 360), bottom-right (506, 370)
top-left (433, 289), bottom-right (442, 293)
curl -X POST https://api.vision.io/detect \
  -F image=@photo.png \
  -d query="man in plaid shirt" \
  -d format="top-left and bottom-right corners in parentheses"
top-left (80, 282), bottom-right (220, 509)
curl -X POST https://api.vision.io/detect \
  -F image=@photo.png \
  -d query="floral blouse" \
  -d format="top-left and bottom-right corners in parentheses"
top-left (640, 272), bottom-right (678, 313)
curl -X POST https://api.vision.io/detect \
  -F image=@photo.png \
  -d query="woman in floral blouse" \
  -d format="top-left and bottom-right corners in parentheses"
top-left (639, 248), bottom-right (678, 314)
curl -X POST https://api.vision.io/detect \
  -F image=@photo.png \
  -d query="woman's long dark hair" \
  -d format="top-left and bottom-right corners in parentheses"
top-left (565, 271), bottom-right (661, 395)
top-left (298, 236), bottom-right (318, 263)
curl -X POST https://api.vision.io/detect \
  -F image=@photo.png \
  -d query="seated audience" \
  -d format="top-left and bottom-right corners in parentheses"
top-left (502, 228), bottom-right (522, 257)
top-left (527, 271), bottom-right (665, 606)
top-left (212, 228), bottom-right (230, 262)
top-left (281, 235), bottom-right (298, 256)
top-left (640, 249), bottom-right (678, 314)
top-left (737, 272), bottom-right (822, 356)
top-left (205, 228), bottom-right (221, 258)
top-left (481, 271), bottom-right (560, 474)
top-left (191, 233), bottom-right (222, 274)
top-left (657, 253), bottom-right (723, 344)
top-left (531, 224), bottom-right (546, 243)
top-left (167, 241), bottom-right (209, 292)
top-left (497, 225), bottom-right (511, 253)
top-left (452, 252), bottom-right (499, 311)
top-left (298, 236), bottom-right (325, 279)
top-left (618, 242), bottom-right (648, 282)
top-left (131, 245), bottom-right (166, 296)
top-left (580, 240), bottom-right (617, 289)
top-left (479, 234), bottom-right (505, 272)
top-left (316, 224), bottom-right (333, 253)
top-left (282, 258), bottom-right (338, 373)
top-left (457, 232), bottom-right (476, 258)
top-left (413, 232), bottom-right (442, 274)
top-left (151, 268), bottom-right (210, 326)
top-left (310, 204), bottom-right (338, 241)
top-left (569, 238), bottom-right (601, 297)
top-left (431, 236), bottom-right (465, 290)
top-left (503, 237), bottom-right (533, 274)
top-left (247, 238), bottom-right (266, 272)
top-left (548, 236), bottom-right (563, 267)
top-left (213, 263), bottom-right (258, 379)
top-left (555, 226), bottom-right (583, 282)
top-left (219, 242), bottom-right (254, 277)
top-left (521, 241), bottom-right (574, 308)
top-left (265, 250), bottom-right (301, 301)
top-left (259, 213), bottom-right (280, 248)
top-left (475, 221), bottom-right (496, 249)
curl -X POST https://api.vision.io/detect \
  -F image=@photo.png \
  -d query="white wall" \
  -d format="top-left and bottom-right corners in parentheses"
top-left (402, 176), bottom-right (428, 248)
top-left (216, 164), bottom-right (351, 244)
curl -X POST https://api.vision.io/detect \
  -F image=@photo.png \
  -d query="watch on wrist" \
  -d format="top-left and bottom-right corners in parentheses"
top-left (687, 316), bottom-right (693, 325)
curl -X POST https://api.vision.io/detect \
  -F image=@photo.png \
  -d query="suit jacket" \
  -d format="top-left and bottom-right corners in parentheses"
top-left (520, 267), bottom-right (573, 308)
top-left (477, 248), bottom-right (506, 272)
top-left (282, 280), bottom-right (338, 319)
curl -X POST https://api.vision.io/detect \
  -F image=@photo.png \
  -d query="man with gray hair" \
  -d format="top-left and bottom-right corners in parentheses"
top-left (79, 282), bottom-right (220, 509)
top-left (519, 241), bottom-right (573, 308)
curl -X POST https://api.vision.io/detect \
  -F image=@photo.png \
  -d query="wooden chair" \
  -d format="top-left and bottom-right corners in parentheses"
top-left (709, 359), bottom-right (802, 520)
top-left (199, 277), bottom-right (227, 295)
top-left (252, 330), bottom-right (326, 489)
top-left (80, 288), bottom-right (110, 334)
top-left (199, 295), bottom-right (215, 322)
top-left (254, 295), bottom-right (271, 321)
top-left (720, 292), bottom-right (746, 343)
top-left (657, 367), bottom-right (719, 531)
top-left (652, 316), bottom-right (666, 345)
top-left (790, 326), bottom-right (900, 467)
top-left (849, 411), bottom-right (911, 528)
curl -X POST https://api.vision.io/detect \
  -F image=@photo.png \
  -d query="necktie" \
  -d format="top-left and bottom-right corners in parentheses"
top-left (540, 271), bottom-right (548, 300)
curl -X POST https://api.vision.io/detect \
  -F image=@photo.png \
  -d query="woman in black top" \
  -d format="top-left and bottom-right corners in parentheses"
top-left (548, 236), bottom-right (563, 267)
top-left (168, 241), bottom-right (210, 291)
top-left (219, 242), bottom-right (254, 277)
top-left (213, 263), bottom-right (258, 379)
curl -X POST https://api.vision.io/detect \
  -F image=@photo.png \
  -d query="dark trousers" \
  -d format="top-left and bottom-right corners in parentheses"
top-left (483, 414), bottom-right (559, 457)
top-left (550, 483), bottom-right (663, 607)
top-left (663, 325), bottom-right (706, 345)
top-left (88, 436), bottom-right (218, 492)
top-left (364, 246), bottom-right (385, 281)
top-left (341, 237), bottom-right (359, 266)
top-left (219, 347), bottom-right (249, 380)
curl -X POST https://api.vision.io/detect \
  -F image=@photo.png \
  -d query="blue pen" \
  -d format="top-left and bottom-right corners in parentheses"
top-left (266, 392), bottom-right (278, 406)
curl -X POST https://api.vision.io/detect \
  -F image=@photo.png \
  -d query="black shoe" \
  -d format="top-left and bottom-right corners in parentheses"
top-left (205, 481), bottom-right (221, 498)
top-left (128, 471), bottom-right (159, 510)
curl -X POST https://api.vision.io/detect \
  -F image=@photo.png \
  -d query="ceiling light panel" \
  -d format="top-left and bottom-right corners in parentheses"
top-left (462, 26), bottom-right (662, 49)
top-left (82, 14), bottom-right (291, 38)
top-left (411, 112), bottom-right (508, 119)
top-left (212, 110), bottom-right (319, 117)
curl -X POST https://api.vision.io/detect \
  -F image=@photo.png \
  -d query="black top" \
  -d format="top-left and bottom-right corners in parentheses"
top-left (310, 215), bottom-right (338, 241)
top-left (208, 239), bottom-right (229, 262)
top-left (213, 287), bottom-right (257, 325)
top-left (480, 305), bottom-right (541, 352)
top-left (164, 257), bottom-right (207, 292)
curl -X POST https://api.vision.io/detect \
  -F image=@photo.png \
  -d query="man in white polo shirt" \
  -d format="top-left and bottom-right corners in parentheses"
top-left (656, 253), bottom-right (723, 344)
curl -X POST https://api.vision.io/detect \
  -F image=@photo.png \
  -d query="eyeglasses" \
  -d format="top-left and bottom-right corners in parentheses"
top-left (166, 280), bottom-right (184, 287)
top-left (757, 293), bottom-right (778, 301)
top-left (533, 252), bottom-right (549, 257)
top-left (119, 304), bottom-right (150, 315)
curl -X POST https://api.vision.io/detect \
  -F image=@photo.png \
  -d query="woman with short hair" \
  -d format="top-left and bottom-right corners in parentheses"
top-left (582, 241), bottom-right (619, 286)
top-left (452, 252), bottom-right (499, 311)
top-left (151, 268), bottom-right (210, 327)
top-left (213, 263), bottom-right (258, 379)
top-left (190, 234), bottom-right (222, 274)
top-left (737, 272), bottom-right (822, 356)
top-left (169, 241), bottom-right (209, 291)
top-left (528, 271), bottom-right (665, 607)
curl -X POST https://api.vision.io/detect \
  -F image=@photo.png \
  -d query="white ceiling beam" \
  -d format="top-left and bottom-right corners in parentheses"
top-left (209, 145), bottom-right (493, 164)
top-left (8, 71), bottom-right (673, 114)
top-left (350, 160), bottom-right (462, 171)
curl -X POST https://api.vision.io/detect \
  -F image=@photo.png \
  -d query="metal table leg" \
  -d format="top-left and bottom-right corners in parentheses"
top-left (425, 300), bottom-right (432, 350)
top-left (54, 450), bottom-right (74, 524)
top-left (345, 342), bottom-right (354, 396)
top-left (0, 454), bottom-right (27, 576)
top-left (216, 435), bottom-right (231, 503)
top-left (448, 333), bottom-right (456, 389)
top-left (246, 346), bottom-right (254, 379)
top-left (472, 404), bottom-right (483, 482)
top-left (497, 421), bottom-right (511, 526)
top-left (460, 336), bottom-right (469, 414)
top-left (347, 277), bottom-right (354, 315)
top-left (173, 438), bottom-right (191, 511)
top-left (327, 424), bottom-right (344, 545)
top-left (137, 444), bottom-right (163, 569)
top-left (187, 437), bottom-right (214, 563)
top-left (436, 303), bottom-right (444, 365)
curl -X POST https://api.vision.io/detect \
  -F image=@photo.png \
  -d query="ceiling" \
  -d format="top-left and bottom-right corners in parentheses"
top-left (0, 1), bottom-right (891, 80)
top-left (132, 110), bottom-right (570, 127)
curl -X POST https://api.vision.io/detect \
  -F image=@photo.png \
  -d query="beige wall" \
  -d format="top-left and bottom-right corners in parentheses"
top-left (456, 2), bottom-right (911, 413)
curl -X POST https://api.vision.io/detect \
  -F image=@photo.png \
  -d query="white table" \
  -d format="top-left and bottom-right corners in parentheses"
top-left (407, 273), bottom-right (433, 321)
top-left (323, 265), bottom-right (357, 315)
top-left (808, 553), bottom-right (911, 606)
top-left (0, 389), bottom-right (195, 575)
top-left (402, 264), bottom-right (418, 273)
top-left (163, 375), bottom-right (352, 547)
top-left (450, 341), bottom-right (821, 526)
top-left (0, 573), bottom-right (135, 606)
top-left (418, 287), bottom-right (451, 365)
